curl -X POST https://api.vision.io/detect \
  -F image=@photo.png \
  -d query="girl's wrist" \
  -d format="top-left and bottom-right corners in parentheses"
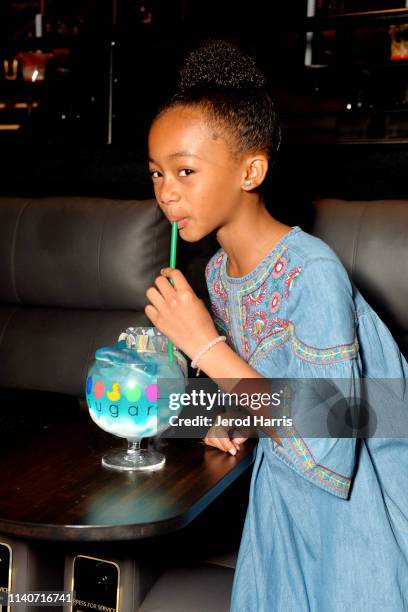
top-left (192, 339), bottom-right (231, 376)
top-left (183, 329), bottom-right (220, 361)
top-left (191, 336), bottom-right (227, 370)
top-left (190, 341), bottom-right (262, 383)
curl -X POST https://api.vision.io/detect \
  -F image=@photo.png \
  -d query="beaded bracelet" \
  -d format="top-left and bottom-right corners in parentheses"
top-left (191, 336), bottom-right (226, 374)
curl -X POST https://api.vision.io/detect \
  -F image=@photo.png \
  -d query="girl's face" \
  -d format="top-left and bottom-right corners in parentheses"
top-left (148, 105), bottom-right (246, 242)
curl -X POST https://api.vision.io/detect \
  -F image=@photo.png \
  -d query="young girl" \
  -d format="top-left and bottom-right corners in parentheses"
top-left (145, 39), bottom-right (408, 611)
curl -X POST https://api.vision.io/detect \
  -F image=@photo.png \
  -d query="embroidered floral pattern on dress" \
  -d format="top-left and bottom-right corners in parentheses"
top-left (206, 244), bottom-right (299, 362)
top-left (249, 321), bottom-right (292, 366)
top-left (247, 284), bottom-right (267, 305)
top-left (214, 253), bottom-right (224, 268)
top-left (211, 292), bottom-right (230, 323)
top-left (269, 291), bottom-right (281, 314)
top-left (205, 233), bottom-right (358, 370)
top-left (241, 303), bottom-right (249, 327)
top-left (268, 317), bottom-right (288, 333)
top-left (247, 310), bottom-right (268, 337)
top-left (284, 266), bottom-right (302, 299)
top-left (210, 300), bottom-right (232, 345)
top-left (221, 303), bottom-right (230, 327)
top-left (209, 299), bottom-right (227, 334)
top-left (272, 256), bottom-right (287, 279)
top-left (212, 278), bottom-right (225, 298)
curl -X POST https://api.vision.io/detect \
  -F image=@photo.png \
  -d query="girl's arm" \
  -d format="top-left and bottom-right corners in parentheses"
top-left (145, 268), bottom-right (282, 451)
top-left (193, 340), bottom-right (263, 383)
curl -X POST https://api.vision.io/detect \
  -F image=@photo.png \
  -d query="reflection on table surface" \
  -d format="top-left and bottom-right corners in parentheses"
top-left (0, 406), bottom-right (256, 541)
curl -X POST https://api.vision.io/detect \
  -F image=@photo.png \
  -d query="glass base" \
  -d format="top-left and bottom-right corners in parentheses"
top-left (102, 448), bottom-right (166, 472)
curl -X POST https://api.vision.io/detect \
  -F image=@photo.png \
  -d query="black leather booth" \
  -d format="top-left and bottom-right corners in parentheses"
top-left (0, 196), bottom-right (169, 396)
top-left (312, 198), bottom-right (408, 359)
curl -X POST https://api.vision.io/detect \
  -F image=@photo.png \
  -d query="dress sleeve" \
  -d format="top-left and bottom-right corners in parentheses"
top-left (270, 257), bottom-right (362, 500)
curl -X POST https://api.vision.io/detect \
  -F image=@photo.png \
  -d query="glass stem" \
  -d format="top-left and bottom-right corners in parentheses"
top-left (127, 439), bottom-right (141, 455)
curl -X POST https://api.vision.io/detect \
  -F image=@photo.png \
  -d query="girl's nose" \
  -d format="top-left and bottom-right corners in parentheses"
top-left (159, 178), bottom-right (180, 206)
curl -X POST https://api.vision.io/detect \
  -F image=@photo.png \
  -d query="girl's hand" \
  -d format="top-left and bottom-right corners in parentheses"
top-left (203, 409), bottom-right (251, 455)
top-left (145, 267), bottom-right (219, 360)
top-left (203, 426), bottom-right (248, 456)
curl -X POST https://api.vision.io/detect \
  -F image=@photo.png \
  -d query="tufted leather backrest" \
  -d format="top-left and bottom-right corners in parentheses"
top-left (312, 199), bottom-right (408, 358)
top-left (0, 197), bottom-right (168, 309)
top-left (0, 197), bottom-right (170, 396)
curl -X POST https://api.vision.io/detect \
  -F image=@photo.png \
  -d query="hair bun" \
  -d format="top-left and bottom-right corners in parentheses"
top-left (177, 39), bottom-right (267, 94)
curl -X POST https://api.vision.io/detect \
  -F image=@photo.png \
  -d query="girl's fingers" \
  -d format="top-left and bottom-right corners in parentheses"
top-left (203, 422), bottom-right (249, 454)
top-left (145, 285), bottom-right (166, 311)
top-left (154, 274), bottom-right (176, 299)
top-left (160, 267), bottom-right (191, 292)
top-left (203, 436), bottom-right (239, 456)
top-left (145, 304), bottom-right (158, 324)
top-left (231, 437), bottom-right (248, 449)
top-left (232, 436), bottom-right (248, 445)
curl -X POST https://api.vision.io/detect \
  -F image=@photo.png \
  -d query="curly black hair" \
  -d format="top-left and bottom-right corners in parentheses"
top-left (156, 39), bottom-right (281, 166)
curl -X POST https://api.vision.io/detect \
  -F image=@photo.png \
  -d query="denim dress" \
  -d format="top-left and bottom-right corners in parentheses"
top-left (205, 225), bottom-right (408, 612)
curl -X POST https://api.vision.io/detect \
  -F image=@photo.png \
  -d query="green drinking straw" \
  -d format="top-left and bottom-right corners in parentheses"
top-left (167, 221), bottom-right (178, 361)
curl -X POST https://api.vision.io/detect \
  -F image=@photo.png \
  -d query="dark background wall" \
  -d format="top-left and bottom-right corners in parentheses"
top-left (1, 0), bottom-right (408, 214)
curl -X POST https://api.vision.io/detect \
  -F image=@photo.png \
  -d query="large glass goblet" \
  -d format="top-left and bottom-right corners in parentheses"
top-left (85, 328), bottom-right (186, 471)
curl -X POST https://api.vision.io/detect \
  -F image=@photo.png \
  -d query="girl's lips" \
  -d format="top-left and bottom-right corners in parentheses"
top-left (169, 217), bottom-right (188, 229)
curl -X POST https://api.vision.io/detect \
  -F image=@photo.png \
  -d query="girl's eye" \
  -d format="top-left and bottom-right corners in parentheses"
top-left (148, 168), bottom-right (193, 179)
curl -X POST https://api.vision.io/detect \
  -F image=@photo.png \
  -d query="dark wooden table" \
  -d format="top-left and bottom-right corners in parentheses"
top-left (0, 407), bottom-right (256, 542)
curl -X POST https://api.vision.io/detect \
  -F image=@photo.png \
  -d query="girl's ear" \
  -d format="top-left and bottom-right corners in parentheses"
top-left (241, 154), bottom-right (269, 190)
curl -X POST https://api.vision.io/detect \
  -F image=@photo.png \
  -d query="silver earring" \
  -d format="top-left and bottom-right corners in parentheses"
top-left (244, 180), bottom-right (251, 186)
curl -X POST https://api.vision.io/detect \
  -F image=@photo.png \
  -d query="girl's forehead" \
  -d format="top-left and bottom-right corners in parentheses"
top-left (156, 104), bottom-right (208, 128)
top-left (149, 106), bottom-right (232, 162)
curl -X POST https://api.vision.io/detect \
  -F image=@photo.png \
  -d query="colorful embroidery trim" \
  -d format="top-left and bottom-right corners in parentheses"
top-left (291, 331), bottom-right (359, 364)
top-left (248, 321), bottom-right (293, 366)
top-left (282, 429), bottom-right (351, 496)
top-left (249, 321), bottom-right (359, 367)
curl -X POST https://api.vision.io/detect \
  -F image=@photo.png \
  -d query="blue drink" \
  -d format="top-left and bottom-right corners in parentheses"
top-left (85, 328), bottom-right (186, 470)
